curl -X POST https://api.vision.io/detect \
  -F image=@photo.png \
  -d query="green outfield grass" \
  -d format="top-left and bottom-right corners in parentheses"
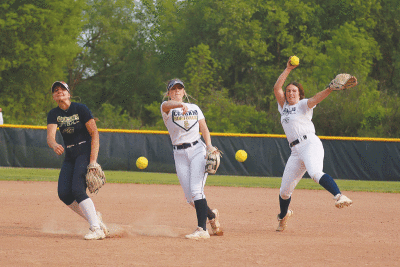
top-left (0, 167), bottom-right (399, 193)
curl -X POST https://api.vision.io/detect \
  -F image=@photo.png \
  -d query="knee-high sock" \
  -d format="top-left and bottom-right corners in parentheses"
top-left (68, 201), bottom-right (87, 221)
top-left (319, 174), bottom-right (341, 196)
top-left (278, 195), bottom-right (291, 219)
top-left (78, 198), bottom-right (99, 228)
top-left (191, 201), bottom-right (215, 220)
top-left (194, 199), bottom-right (208, 231)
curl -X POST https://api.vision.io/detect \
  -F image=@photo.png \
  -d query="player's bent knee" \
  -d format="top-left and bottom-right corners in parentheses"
top-left (192, 194), bottom-right (204, 202)
top-left (279, 190), bottom-right (292, 200)
top-left (72, 190), bottom-right (89, 204)
top-left (310, 172), bottom-right (325, 183)
top-left (58, 191), bottom-right (74, 205)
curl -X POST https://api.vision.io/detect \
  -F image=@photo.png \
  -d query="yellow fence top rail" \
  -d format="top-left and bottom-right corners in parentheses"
top-left (1, 124), bottom-right (400, 142)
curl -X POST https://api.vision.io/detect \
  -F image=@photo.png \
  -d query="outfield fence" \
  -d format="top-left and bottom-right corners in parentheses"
top-left (1, 124), bottom-right (400, 181)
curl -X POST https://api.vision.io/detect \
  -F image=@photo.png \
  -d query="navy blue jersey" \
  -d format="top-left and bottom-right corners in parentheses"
top-left (47, 102), bottom-right (94, 147)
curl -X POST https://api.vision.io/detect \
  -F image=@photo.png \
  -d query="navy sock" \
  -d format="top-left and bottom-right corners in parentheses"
top-left (319, 174), bottom-right (341, 196)
top-left (194, 199), bottom-right (208, 231)
top-left (278, 195), bottom-right (291, 219)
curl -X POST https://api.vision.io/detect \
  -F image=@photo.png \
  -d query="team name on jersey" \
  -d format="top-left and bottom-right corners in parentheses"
top-left (57, 114), bottom-right (80, 127)
top-left (282, 107), bottom-right (296, 124)
top-left (282, 107), bottom-right (296, 116)
top-left (172, 110), bottom-right (198, 118)
top-left (172, 110), bottom-right (198, 131)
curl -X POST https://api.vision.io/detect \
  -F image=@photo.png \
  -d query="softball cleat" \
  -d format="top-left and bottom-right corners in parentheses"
top-left (84, 226), bottom-right (106, 240)
top-left (276, 209), bottom-right (293, 232)
top-left (334, 194), bottom-right (353, 208)
top-left (96, 211), bottom-right (109, 237)
top-left (185, 227), bottom-right (210, 240)
top-left (209, 209), bottom-right (223, 236)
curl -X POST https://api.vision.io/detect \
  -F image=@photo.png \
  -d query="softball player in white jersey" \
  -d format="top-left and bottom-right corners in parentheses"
top-left (161, 78), bottom-right (223, 239)
top-left (273, 57), bottom-right (353, 231)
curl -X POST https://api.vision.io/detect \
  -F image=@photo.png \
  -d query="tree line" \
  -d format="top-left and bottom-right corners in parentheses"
top-left (1, 0), bottom-right (399, 137)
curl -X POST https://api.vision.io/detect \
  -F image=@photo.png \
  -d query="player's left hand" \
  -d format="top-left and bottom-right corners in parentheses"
top-left (205, 146), bottom-right (223, 174)
top-left (86, 162), bottom-right (106, 194)
top-left (328, 73), bottom-right (358, 91)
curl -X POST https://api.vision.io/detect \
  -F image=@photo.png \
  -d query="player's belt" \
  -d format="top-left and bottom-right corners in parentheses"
top-left (289, 135), bottom-right (307, 148)
top-left (66, 141), bottom-right (87, 148)
top-left (173, 140), bottom-right (199, 150)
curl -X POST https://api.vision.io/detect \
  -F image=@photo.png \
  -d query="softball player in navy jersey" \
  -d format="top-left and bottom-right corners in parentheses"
top-left (273, 58), bottom-right (353, 231)
top-left (47, 81), bottom-right (109, 240)
top-left (161, 79), bottom-right (223, 239)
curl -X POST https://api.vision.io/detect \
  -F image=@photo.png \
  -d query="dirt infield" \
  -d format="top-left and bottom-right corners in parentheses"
top-left (0, 180), bottom-right (399, 266)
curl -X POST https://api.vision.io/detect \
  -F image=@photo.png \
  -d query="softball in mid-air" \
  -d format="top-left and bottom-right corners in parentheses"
top-left (136, 156), bottom-right (148, 169)
top-left (290, 56), bottom-right (300, 66)
top-left (235, 150), bottom-right (247, 162)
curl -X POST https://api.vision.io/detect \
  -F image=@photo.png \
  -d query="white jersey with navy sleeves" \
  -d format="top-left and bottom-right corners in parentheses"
top-left (278, 99), bottom-right (316, 144)
top-left (161, 101), bottom-right (204, 145)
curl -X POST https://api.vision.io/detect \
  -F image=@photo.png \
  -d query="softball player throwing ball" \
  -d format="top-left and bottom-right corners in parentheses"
top-left (273, 57), bottom-right (353, 231)
top-left (161, 78), bottom-right (223, 239)
top-left (47, 81), bottom-right (109, 240)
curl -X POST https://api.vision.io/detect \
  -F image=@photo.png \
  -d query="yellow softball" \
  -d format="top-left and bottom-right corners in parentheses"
top-left (290, 55), bottom-right (300, 66)
top-left (136, 156), bottom-right (148, 169)
top-left (235, 150), bottom-right (247, 162)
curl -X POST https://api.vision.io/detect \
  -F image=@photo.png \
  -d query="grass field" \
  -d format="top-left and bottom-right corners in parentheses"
top-left (1, 167), bottom-right (399, 193)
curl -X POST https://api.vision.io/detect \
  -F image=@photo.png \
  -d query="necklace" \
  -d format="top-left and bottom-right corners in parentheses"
top-left (58, 100), bottom-right (71, 112)
top-left (59, 104), bottom-right (70, 112)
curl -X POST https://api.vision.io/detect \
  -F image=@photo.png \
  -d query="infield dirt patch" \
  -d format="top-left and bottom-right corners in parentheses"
top-left (0, 181), bottom-right (399, 266)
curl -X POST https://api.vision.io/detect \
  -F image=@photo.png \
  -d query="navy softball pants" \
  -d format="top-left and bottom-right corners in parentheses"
top-left (58, 142), bottom-right (91, 205)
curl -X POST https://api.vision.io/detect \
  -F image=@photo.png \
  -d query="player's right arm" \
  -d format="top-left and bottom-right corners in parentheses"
top-left (47, 124), bottom-right (64, 155)
top-left (274, 57), bottom-right (298, 108)
top-left (161, 101), bottom-right (188, 114)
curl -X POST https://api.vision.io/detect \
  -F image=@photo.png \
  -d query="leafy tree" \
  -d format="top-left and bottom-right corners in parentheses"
top-left (68, 0), bottom-right (137, 92)
top-left (203, 90), bottom-right (275, 133)
top-left (0, 0), bottom-right (85, 124)
top-left (183, 44), bottom-right (222, 104)
top-left (3, 0), bottom-right (400, 137)
top-left (370, 0), bottom-right (400, 93)
top-left (377, 94), bottom-right (400, 138)
top-left (94, 103), bottom-right (141, 130)
top-left (72, 0), bottom-right (165, 127)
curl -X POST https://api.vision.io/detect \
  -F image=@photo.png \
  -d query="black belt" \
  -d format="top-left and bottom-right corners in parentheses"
top-left (66, 141), bottom-right (87, 148)
top-left (173, 140), bottom-right (198, 150)
top-left (289, 135), bottom-right (307, 148)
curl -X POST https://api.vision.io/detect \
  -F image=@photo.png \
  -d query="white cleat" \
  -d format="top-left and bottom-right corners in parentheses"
top-left (334, 194), bottom-right (353, 208)
top-left (97, 211), bottom-right (109, 237)
top-left (84, 226), bottom-right (106, 240)
top-left (276, 210), bottom-right (293, 232)
top-left (185, 227), bottom-right (210, 240)
top-left (209, 209), bottom-right (223, 236)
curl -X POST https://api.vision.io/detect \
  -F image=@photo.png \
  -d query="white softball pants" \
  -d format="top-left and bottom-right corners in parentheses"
top-left (173, 140), bottom-right (208, 204)
top-left (280, 134), bottom-right (325, 199)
